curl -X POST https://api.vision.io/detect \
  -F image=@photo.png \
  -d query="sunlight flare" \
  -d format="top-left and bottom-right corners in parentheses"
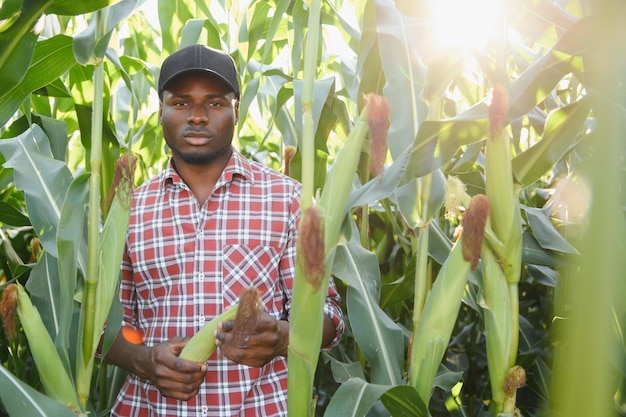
top-left (431, 0), bottom-right (501, 51)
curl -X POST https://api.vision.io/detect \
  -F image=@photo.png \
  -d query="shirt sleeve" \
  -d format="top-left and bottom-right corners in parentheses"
top-left (321, 275), bottom-right (345, 349)
top-left (119, 242), bottom-right (138, 330)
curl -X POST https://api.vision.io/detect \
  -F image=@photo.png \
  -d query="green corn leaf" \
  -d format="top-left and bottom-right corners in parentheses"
top-left (0, 124), bottom-right (74, 257)
top-left (333, 234), bottom-right (404, 386)
top-left (0, 365), bottom-right (79, 417)
top-left (0, 35), bottom-right (76, 127)
top-left (73, 0), bottom-right (140, 65)
top-left (512, 98), bottom-right (591, 186)
top-left (324, 378), bottom-right (428, 417)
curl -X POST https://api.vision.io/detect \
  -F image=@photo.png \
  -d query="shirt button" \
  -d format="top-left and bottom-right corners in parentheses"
top-left (199, 315), bottom-right (205, 325)
top-left (198, 231), bottom-right (204, 239)
top-left (198, 272), bottom-right (204, 282)
top-left (201, 405), bottom-right (208, 415)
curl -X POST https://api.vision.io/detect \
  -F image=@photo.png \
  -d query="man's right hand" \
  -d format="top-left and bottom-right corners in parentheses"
top-left (105, 332), bottom-right (207, 401)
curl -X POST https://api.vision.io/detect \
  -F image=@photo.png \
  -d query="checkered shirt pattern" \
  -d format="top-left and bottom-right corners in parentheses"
top-left (111, 149), bottom-right (344, 417)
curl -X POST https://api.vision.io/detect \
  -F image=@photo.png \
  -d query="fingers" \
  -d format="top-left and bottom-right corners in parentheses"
top-left (214, 313), bottom-right (288, 367)
top-left (152, 366), bottom-right (204, 400)
top-left (148, 339), bottom-right (208, 401)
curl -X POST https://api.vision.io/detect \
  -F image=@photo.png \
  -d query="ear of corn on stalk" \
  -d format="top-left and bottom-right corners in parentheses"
top-left (484, 85), bottom-right (522, 285)
top-left (483, 85), bottom-right (523, 415)
top-left (408, 194), bottom-right (489, 403)
top-left (289, 205), bottom-right (328, 417)
top-left (77, 154), bottom-right (136, 406)
top-left (288, 95), bottom-right (377, 417)
top-left (7, 283), bottom-right (81, 412)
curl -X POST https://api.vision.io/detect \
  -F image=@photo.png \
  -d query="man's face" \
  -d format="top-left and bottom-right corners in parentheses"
top-left (159, 71), bottom-right (239, 167)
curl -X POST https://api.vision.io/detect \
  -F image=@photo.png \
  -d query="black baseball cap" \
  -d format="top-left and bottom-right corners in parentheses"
top-left (157, 44), bottom-right (240, 99)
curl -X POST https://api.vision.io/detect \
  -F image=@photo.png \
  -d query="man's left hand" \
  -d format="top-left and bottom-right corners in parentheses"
top-left (214, 312), bottom-right (289, 367)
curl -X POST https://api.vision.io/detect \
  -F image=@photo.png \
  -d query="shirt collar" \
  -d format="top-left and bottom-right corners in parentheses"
top-left (160, 148), bottom-right (255, 190)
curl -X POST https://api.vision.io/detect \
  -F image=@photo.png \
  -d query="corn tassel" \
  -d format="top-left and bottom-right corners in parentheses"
top-left (9, 283), bottom-right (82, 412)
top-left (179, 304), bottom-right (240, 362)
top-left (408, 195), bottom-right (489, 403)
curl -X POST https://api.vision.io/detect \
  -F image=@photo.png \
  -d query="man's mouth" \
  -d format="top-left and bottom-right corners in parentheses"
top-left (183, 131), bottom-right (212, 145)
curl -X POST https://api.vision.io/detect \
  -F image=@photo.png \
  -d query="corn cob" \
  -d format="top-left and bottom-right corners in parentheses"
top-left (7, 283), bottom-right (81, 412)
top-left (93, 154), bottom-right (136, 353)
top-left (179, 304), bottom-right (239, 362)
top-left (484, 85), bottom-right (522, 285)
top-left (219, 288), bottom-right (264, 358)
top-left (408, 194), bottom-right (489, 403)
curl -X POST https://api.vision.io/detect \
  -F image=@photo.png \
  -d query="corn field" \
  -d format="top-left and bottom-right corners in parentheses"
top-left (0, 0), bottom-right (624, 416)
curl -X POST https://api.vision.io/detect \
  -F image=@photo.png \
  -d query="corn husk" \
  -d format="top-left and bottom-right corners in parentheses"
top-left (11, 284), bottom-right (81, 412)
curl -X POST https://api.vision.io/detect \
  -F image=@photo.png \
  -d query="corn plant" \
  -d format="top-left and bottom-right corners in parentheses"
top-left (0, 0), bottom-right (142, 415)
top-left (0, 0), bottom-right (624, 417)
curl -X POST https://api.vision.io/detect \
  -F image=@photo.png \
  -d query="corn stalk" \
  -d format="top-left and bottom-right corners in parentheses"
top-left (75, 5), bottom-right (135, 408)
top-left (410, 97), bottom-right (441, 351)
top-left (288, 97), bottom-right (373, 415)
top-left (287, 6), bottom-right (386, 408)
top-left (483, 85), bottom-right (524, 415)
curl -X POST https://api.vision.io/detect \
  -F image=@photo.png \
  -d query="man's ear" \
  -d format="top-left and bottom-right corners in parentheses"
top-left (234, 99), bottom-right (240, 123)
top-left (158, 102), bottom-right (163, 122)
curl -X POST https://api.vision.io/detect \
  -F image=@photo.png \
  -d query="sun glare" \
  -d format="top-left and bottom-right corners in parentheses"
top-left (431, 0), bottom-right (501, 52)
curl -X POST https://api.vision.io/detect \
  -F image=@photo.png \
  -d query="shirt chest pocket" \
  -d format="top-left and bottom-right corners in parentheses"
top-left (222, 244), bottom-right (280, 307)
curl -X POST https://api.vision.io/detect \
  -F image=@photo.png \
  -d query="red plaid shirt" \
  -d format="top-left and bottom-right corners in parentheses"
top-left (111, 150), bottom-right (344, 417)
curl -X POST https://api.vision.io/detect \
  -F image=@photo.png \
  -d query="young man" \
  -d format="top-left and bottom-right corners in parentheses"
top-left (105, 44), bottom-right (344, 416)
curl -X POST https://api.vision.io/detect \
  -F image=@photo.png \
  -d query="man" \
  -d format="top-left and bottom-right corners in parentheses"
top-left (105, 44), bottom-right (344, 416)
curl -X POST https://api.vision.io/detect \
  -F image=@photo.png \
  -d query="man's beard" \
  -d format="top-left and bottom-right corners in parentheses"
top-left (173, 145), bottom-right (232, 166)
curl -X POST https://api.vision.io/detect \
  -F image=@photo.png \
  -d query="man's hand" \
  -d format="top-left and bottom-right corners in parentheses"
top-left (105, 333), bottom-right (207, 401)
top-left (214, 312), bottom-right (289, 368)
top-left (141, 337), bottom-right (208, 400)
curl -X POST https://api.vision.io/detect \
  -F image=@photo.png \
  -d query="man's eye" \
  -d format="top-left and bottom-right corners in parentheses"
top-left (209, 101), bottom-right (223, 107)
top-left (174, 101), bottom-right (188, 107)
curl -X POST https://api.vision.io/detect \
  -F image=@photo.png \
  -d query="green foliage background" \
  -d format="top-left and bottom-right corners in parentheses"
top-left (0, 0), bottom-right (624, 416)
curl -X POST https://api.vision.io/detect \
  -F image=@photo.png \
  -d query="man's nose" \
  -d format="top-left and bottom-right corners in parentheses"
top-left (188, 104), bottom-right (208, 123)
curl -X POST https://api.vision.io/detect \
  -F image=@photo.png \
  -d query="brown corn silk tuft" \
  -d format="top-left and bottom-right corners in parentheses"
top-left (503, 365), bottom-right (526, 397)
top-left (366, 93), bottom-right (391, 177)
top-left (229, 287), bottom-right (264, 347)
top-left (283, 146), bottom-right (297, 176)
top-left (0, 283), bottom-right (18, 341)
top-left (102, 153), bottom-right (137, 215)
top-left (298, 206), bottom-right (325, 291)
top-left (461, 194), bottom-right (490, 270)
top-left (487, 85), bottom-right (509, 139)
